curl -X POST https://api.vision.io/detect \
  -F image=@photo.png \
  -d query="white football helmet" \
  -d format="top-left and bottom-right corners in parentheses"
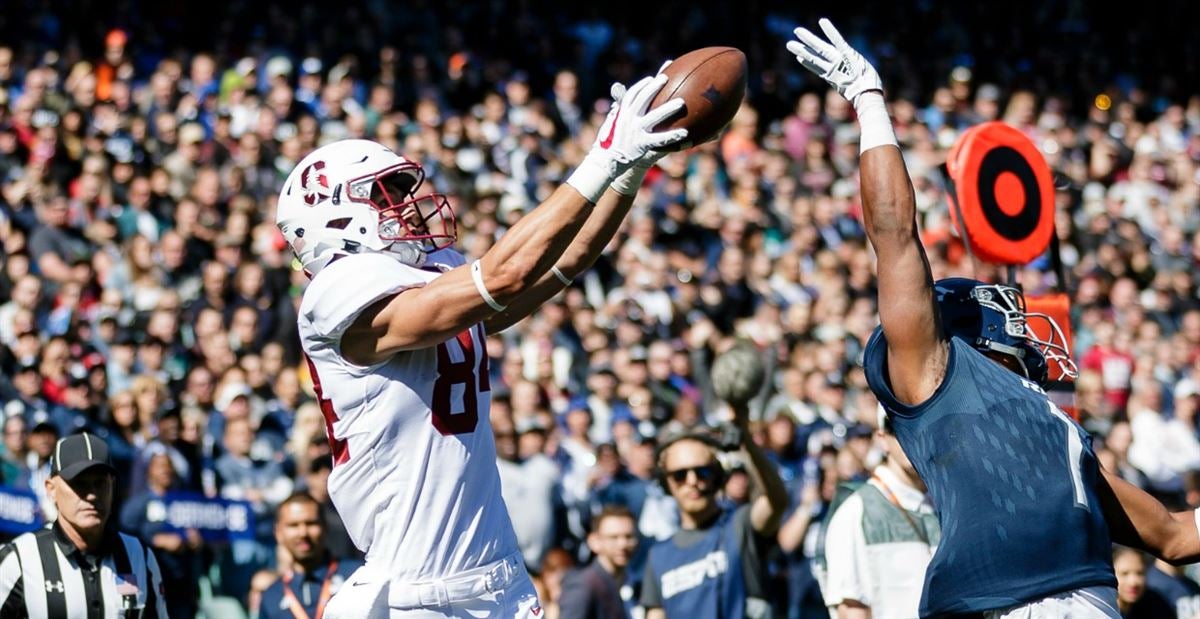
top-left (276, 139), bottom-right (456, 276)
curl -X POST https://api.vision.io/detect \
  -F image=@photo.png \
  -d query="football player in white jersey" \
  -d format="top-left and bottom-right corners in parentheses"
top-left (276, 69), bottom-right (688, 618)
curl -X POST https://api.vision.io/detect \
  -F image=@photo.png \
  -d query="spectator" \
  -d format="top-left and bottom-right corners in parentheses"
top-left (118, 442), bottom-right (202, 619)
top-left (495, 410), bottom-right (562, 572)
top-left (215, 415), bottom-right (293, 600)
top-left (301, 455), bottom-right (360, 561)
top-left (5, 358), bottom-right (47, 420)
top-left (0, 415), bottom-right (29, 487)
top-left (1146, 556), bottom-right (1200, 619)
top-left (536, 547), bottom-right (577, 619)
top-left (640, 428), bottom-right (784, 619)
top-left (91, 389), bottom-right (141, 492)
top-left (559, 505), bottom-right (640, 619)
top-left (25, 421), bottom-right (58, 520)
top-left (820, 413), bottom-right (939, 618)
top-left (641, 345), bottom-right (788, 619)
top-left (0, 274), bottom-right (40, 347)
top-left (1113, 546), bottom-right (1175, 618)
top-left (26, 196), bottom-right (92, 286)
top-left (1126, 378), bottom-right (1200, 497)
top-left (258, 492), bottom-right (362, 619)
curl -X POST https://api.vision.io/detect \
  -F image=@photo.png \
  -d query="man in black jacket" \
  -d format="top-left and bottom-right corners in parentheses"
top-left (558, 505), bottom-right (639, 619)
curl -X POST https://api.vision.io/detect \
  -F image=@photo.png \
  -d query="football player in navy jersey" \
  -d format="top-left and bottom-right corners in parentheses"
top-left (789, 18), bottom-right (1200, 618)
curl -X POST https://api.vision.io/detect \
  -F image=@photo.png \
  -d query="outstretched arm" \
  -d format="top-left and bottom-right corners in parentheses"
top-left (1097, 467), bottom-right (1200, 564)
top-left (485, 77), bottom-right (673, 334)
top-left (342, 76), bottom-right (686, 363)
top-left (788, 19), bottom-right (946, 405)
top-left (484, 184), bottom-right (635, 334)
top-left (728, 400), bottom-right (791, 535)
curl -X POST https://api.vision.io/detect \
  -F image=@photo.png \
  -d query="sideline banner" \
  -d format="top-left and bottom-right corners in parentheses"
top-left (145, 492), bottom-right (256, 542)
top-left (0, 486), bottom-right (43, 535)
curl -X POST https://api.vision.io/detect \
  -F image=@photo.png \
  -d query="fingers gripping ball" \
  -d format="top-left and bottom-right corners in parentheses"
top-left (648, 47), bottom-right (748, 150)
top-left (711, 342), bottom-right (766, 409)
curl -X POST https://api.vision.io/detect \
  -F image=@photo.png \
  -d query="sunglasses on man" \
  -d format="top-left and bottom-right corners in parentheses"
top-left (665, 464), bottom-right (723, 486)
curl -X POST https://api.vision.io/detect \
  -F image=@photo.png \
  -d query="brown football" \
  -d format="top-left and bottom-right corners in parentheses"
top-left (649, 46), bottom-right (748, 150)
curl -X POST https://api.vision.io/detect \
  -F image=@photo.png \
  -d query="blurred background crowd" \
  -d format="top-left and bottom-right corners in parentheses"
top-left (1, 0), bottom-right (1200, 617)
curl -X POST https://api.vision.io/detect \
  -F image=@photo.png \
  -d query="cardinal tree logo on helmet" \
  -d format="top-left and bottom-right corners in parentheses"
top-left (300, 160), bottom-right (331, 205)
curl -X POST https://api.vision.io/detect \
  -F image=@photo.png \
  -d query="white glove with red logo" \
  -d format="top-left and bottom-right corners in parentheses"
top-left (567, 72), bottom-right (687, 203)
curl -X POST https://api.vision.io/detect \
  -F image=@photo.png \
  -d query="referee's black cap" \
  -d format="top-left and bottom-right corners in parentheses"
top-left (51, 433), bottom-right (116, 481)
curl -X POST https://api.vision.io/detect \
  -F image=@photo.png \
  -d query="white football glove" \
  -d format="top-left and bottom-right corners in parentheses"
top-left (592, 73), bottom-right (686, 164)
top-left (568, 72), bottom-right (687, 203)
top-left (787, 18), bottom-right (882, 105)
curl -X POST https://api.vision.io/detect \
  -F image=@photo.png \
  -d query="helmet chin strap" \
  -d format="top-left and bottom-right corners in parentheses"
top-left (386, 241), bottom-right (428, 267)
top-left (979, 339), bottom-right (1031, 380)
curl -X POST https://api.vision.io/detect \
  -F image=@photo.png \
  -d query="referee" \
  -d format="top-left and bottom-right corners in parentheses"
top-left (0, 433), bottom-right (167, 617)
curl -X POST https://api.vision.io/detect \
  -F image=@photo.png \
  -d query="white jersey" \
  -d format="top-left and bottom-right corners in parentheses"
top-left (298, 249), bottom-right (519, 581)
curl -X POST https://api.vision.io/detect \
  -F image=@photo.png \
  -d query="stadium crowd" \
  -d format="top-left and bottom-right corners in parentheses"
top-left (1, 1), bottom-right (1200, 617)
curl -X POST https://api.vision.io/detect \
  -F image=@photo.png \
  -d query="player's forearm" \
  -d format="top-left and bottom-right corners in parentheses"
top-left (859, 144), bottom-right (917, 247)
top-left (477, 73), bottom-right (682, 306)
top-left (852, 89), bottom-right (915, 244)
top-left (476, 184), bottom-right (597, 304)
top-left (555, 186), bottom-right (635, 278)
top-left (483, 187), bottom-right (634, 333)
top-left (1098, 467), bottom-right (1200, 564)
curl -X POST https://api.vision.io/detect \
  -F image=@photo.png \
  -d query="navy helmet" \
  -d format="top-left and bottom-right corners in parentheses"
top-left (934, 278), bottom-right (1077, 385)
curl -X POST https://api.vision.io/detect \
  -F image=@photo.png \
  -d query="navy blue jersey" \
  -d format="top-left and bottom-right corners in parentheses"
top-left (1146, 565), bottom-right (1200, 619)
top-left (258, 559), bottom-right (362, 619)
top-left (642, 506), bottom-right (751, 619)
top-left (864, 329), bottom-right (1116, 616)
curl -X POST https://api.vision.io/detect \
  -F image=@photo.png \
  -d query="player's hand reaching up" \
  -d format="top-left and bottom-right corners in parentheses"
top-left (787, 18), bottom-right (882, 105)
top-left (568, 68), bottom-right (687, 202)
top-left (593, 73), bottom-right (687, 167)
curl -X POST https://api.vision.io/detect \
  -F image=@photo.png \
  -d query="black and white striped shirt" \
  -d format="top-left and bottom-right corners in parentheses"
top-left (0, 523), bottom-right (167, 618)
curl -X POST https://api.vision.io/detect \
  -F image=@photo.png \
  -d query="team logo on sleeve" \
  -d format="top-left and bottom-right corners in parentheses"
top-left (300, 160), bottom-right (332, 205)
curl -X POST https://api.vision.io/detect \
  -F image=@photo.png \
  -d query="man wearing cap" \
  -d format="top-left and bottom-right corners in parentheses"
top-left (0, 433), bottom-right (168, 617)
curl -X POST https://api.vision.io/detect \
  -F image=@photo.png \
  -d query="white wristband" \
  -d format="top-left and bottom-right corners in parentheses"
top-left (854, 92), bottom-right (898, 155)
top-left (611, 160), bottom-right (653, 197)
top-left (1193, 506), bottom-right (1200, 538)
top-left (550, 266), bottom-right (573, 286)
top-left (565, 152), bottom-right (619, 204)
top-left (471, 260), bottom-right (507, 312)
